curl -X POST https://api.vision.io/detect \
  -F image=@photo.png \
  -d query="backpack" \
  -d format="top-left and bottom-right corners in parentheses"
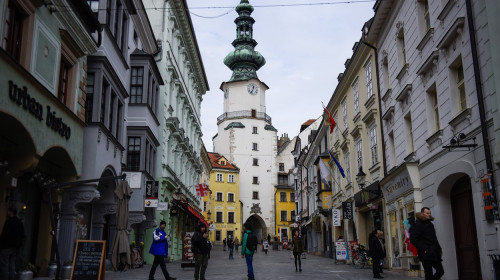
top-left (246, 232), bottom-right (258, 251)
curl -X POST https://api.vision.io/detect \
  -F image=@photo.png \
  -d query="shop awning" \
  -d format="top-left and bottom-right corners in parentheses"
top-left (180, 201), bottom-right (209, 227)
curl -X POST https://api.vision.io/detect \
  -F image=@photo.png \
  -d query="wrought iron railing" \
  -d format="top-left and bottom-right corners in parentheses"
top-left (217, 110), bottom-right (272, 124)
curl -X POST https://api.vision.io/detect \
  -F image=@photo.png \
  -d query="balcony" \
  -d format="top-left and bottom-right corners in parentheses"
top-left (217, 110), bottom-right (272, 124)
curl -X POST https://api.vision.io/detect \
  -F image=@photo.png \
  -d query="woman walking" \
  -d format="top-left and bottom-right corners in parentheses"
top-left (290, 230), bottom-right (304, 272)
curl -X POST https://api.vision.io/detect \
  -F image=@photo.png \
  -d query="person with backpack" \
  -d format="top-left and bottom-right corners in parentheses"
top-left (227, 236), bottom-right (234, 259)
top-left (192, 222), bottom-right (211, 280)
top-left (241, 222), bottom-right (257, 280)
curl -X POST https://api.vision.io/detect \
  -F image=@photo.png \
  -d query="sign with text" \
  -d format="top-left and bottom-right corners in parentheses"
top-left (124, 172), bottom-right (142, 189)
top-left (71, 240), bottom-right (106, 280)
top-left (335, 241), bottom-right (348, 260)
top-left (157, 202), bottom-right (169, 211)
top-left (146, 181), bottom-right (159, 199)
top-left (332, 209), bottom-right (341, 226)
top-left (342, 202), bottom-right (353, 220)
top-left (145, 199), bottom-right (158, 208)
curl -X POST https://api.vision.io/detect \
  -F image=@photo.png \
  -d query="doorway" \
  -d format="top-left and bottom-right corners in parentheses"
top-left (451, 176), bottom-right (482, 280)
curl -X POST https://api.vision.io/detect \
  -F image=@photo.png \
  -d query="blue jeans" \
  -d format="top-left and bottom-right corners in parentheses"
top-left (0, 248), bottom-right (16, 280)
top-left (245, 254), bottom-right (254, 280)
top-left (148, 255), bottom-right (170, 280)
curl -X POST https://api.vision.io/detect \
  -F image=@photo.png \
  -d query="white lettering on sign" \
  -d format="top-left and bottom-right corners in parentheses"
top-left (332, 209), bottom-right (341, 226)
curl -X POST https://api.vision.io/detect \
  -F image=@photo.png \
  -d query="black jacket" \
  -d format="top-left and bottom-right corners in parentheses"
top-left (368, 234), bottom-right (385, 259)
top-left (192, 222), bottom-right (210, 255)
top-left (410, 212), bottom-right (442, 261)
top-left (0, 215), bottom-right (25, 249)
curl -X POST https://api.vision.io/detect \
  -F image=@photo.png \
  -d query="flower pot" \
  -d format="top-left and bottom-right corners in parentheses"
top-left (17, 270), bottom-right (33, 280)
top-left (61, 265), bottom-right (72, 280)
top-left (47, 264), bottom-right (57, 278)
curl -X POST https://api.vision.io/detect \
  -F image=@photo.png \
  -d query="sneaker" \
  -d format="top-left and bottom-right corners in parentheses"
top-left (299, 268), bottom-right (302, 272)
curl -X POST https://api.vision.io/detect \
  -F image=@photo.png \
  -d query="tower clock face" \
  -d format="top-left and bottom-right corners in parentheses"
top-left (224, 87), bottom-right (229, 98)
top-left (247, 83), bottom-right (258, 95)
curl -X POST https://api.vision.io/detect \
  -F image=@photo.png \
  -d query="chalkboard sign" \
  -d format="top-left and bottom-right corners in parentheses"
top-left (71, 240), bottom-right (106, 280)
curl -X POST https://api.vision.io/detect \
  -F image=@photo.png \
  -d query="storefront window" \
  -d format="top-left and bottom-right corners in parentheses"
top-left (390, 211), bottom-right (400, 267)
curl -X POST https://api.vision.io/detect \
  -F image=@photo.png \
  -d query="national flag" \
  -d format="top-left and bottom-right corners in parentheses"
top-left (318, 160), bottom-right (331, 189)
top-left (328, 150), bottom-right (345, 178)
top-left (195, 183), bottom-right (209, 197)
top-left (322, 104), bottom-right (336, 134)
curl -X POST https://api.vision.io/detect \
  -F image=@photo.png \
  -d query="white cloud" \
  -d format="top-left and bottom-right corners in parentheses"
top-left (187, 0), bottom-right (375, 150)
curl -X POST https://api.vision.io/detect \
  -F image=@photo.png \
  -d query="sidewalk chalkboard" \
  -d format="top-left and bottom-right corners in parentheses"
top-left (71, 240), bottom-right (106, 280)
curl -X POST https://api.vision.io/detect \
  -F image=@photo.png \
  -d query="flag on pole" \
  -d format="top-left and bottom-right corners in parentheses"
top-left (195, 183), bottom-right (209, 197)
top-left (322, 103), bottom-right (336, 134)
top-left (318, 160), bottom-right (331, 189)
top-left (328, 150), bottom-right (345, 178)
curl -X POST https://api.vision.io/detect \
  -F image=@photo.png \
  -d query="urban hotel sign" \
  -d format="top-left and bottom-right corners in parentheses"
top-left (8, 80), bottom-right (71, 139)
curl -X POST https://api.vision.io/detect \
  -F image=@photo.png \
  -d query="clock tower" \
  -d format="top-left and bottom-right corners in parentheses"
top-left (213, 0), bottom-right (277, 241)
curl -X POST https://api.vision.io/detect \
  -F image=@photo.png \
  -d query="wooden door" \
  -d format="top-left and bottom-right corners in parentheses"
top-left (451, 176), bottom-right (482, 280)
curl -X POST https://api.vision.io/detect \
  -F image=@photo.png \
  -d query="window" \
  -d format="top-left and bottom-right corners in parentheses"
top-left (278, 175), bottom-right (287, 185)
top-left (281, 211), bottom-right (287, 222)
top-left (228, 193), bottom-right (235, 202)
top-left (220, 160), bottom-right (226, 166)
top-left (109, 91), bottom-right (116, 133)
top-left (456, 62), bottom-right (467, 111)
top-left (356, 138), bottom-right (363, 170)
top-left (252, 191), bottom-right (259, 199)
top-left (216, 192), bottom-right (223, 201)
top-left (58, 59), bottom-right (70, 104)
top-left (106, 0), bottom-right (112, 27)
top-left (280, 192), bottom-right (287, 202)
top-left (397, 28), bottom-right (406, 65)
top-left (291, 211), bottom-right (296, 221)
top-left (216, 212), bottom-right (223, 223)
top-left (405, 114), bottom-right (414, 153)
top-left (203, 201), bottom-right (207, 212)
top-left (279, 163), bottom-right (285, 172)
top-left (344, 151), bottom-right (351, 183)
top-left (422, 0), bottom-right (430, 33)
top-left (100, 80), bottom-right (108, 123)
top-left (114, 0), bottom-right (121, 38)
top-left (389, 132), bottom-right (396, 168)
top-left (290, 193), bottom-right (295, 202)
top-left (253, 158), bottom-right (259, 166)
top-left (252, 177), bottom-right (258, 184)
top-left (353, 81), bottom-right (359, 115)
top-left (365, 61), bottom-right (373, 99)
top-left (252, 143), bottom-right (258, 151)
top-left (228, 212), bottom-right (235, 223)
top-left (87, 0), bottom-right (99, 13)
top-left (370, 126), bottom-right (378, 165)
top-left (228, 174), bottom-right (235, 183)
top-left (2, 1), bottom-right (25, 62)
top-left (130, 67), bottom-right (144, 103)
top-left (427, 85), bottom-right (440, 132)
top-left (334, 112), bottom-right (339, 142)
top-left (342, 99), bottom-right (348, 130)
top-left (216, 173), bottom-right (223, 182)
top-left (382, 56), bottom-right (390, 90)
top-left (253, 126), bottom-right (258, 134)
top-left (127, 137), bottom-right (141, 171)
top-left (85, 73), bottom-right (95, 123)
top-left (216, 230), bottom-right (221, 241)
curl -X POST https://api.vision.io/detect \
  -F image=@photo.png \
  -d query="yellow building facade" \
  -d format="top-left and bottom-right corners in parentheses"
top-left (205, 152), bottom-right (242, 244)
top-left (275, 185), bottom-right (296, 240)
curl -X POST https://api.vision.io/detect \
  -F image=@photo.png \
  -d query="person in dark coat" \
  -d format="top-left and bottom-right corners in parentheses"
top-left (290, 230), bottom-right (304, 272)
top-left (192, 222), bottom-right (210, 280)
top-left (368, 230), bottom-right (385, 279)
top-left (410, 207), bottom-right (444, 280)
top-left (0, 207), bottom-right (25, 280)
top-left (148, 221), bottom-right (176, 280)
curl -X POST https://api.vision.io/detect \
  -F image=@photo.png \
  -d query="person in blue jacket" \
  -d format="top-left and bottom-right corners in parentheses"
top-left (148, 221), bottom-right (176, 280)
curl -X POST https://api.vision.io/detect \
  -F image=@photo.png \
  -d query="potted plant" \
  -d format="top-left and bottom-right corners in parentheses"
top-left (18, 262), bottom-right (37, 280)
top-left (61, 260), bottom-right (73, 280)
top-left (46, 261), bottom-right (57, 278)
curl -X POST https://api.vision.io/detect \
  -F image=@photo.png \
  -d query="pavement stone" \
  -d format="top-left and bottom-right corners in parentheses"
top-left (106, 245), bottom-right (421, 280)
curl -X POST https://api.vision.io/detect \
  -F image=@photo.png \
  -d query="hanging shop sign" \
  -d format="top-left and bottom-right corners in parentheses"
top-left (145, 199), bottom-right (158, 208)
top-left (8, 80), bottom-right (71, 139)
top-left (123, 172), bottom-right (142, 189)
top-left (157, 202), bottom-right (169, 211)
top-left (332, 209), bottom-right (341, 226)
top-left (146, 181), bottom-right (159, 199)
top-left (342, 202), bottom-right (353, 220)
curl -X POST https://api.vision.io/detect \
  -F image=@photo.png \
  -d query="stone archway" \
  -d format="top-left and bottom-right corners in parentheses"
top-left (245, 214), bottom-right (267, 242)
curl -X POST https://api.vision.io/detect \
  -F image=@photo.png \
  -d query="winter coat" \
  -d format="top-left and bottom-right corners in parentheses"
top-left (192, 222), bottom-right (211, 255)
top-left (291, 236), bottom-right (304, 253)
top-left (241, 230), bottom-right (255, 256)
top-left (368, 234), bottom-right (385, 259)
top-left (149, 227), bottom-right (169, 257)
top-left (0, 215), bottom-right (25, 249)
top-left (410, 212), bottom-right (442, 261)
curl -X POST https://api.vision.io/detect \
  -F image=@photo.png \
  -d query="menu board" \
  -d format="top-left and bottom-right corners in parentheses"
top-left (182, 232), bottom-right (194, 262)
top-left (71, 240), bottom-right (106, 280)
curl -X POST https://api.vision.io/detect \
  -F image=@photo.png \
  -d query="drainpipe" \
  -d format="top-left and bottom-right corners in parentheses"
top-left (465, 0), bottom-right (497, 207)
top-left (274, 187), bottom-right (278, 236)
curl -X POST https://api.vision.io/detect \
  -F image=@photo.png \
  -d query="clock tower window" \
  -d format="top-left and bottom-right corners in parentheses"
top-left (251, 109), bottom-right (256, 118)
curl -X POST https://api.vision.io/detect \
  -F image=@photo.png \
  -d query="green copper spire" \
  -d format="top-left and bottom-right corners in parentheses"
top-left (223, 0), bottom-right (266, 82)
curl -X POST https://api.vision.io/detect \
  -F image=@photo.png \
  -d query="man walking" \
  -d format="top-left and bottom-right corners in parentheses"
top-left (368, 230), bottom-right (385, 279)
top-left (192, 222), bottom-right (210, 280)
top-left (0, 207), bottom-right (25, 280)
top-left (410, 207), bottom-right (444, 280)
top-left (241, 222), bottom-right (256, 280)
top-left (227, 236), bottom-right (234, 260)
top-left (148, 221), bottom-right (176, 280)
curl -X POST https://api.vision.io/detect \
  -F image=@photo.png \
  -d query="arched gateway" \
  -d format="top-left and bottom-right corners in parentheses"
top-left (245, 214), bottom-right (267, 242)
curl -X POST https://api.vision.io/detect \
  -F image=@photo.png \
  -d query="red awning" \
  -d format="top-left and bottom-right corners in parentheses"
top-left (180, 202), bottom-right (209, 227)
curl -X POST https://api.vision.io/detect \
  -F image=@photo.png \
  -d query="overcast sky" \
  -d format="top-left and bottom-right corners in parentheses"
top-left (185, 0), bottom-right (375, 151)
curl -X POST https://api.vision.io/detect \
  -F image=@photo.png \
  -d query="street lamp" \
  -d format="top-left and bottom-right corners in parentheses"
top-left (356, 167), bottom-right (381, 196)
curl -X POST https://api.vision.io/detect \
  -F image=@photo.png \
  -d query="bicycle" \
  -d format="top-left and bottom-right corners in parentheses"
top-left (351, 244), bottom-right (372, 269)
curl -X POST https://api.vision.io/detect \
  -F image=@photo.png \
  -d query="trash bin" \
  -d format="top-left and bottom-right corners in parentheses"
top-left (489, 254), bottom-right (500, 280)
